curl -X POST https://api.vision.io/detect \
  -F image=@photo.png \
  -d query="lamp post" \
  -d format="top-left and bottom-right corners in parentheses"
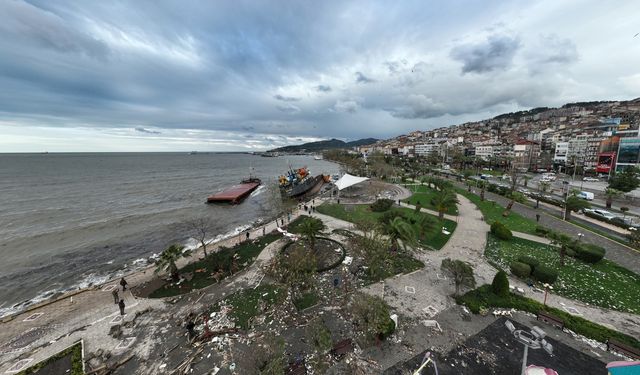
top-left (562, 181), bottom-right (570, 221)
top-left (413, 351), bottom-right (438, 375)
top-left (542, 283), bottom-right (553, 306)
top-left (505, 320), bottom-right (553, 375)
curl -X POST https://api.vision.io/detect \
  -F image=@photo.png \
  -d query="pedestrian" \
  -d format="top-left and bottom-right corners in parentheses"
top-left (120, 277), bottom-right (128, 291)
top-left (287, 212), bottom-right (291, 222)
top-left (312, 205), bottom-right (315, 213)
top-left (112, 288), bottom-right (119, 304)
top-left (246, 231), bottom-right (250, 241)
top-left (337, 198), bottom-right (340, 204)
top-left (186, 320), bottom-right (196, 341)
top-left (262, 226), bottom-right (266, 236)
top-left (536, 213), bottom-right (540, 222)
top-left (118, 299), bottom-right (125, 315)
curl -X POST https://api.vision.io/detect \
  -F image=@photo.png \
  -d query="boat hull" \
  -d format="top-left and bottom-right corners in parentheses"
top-left (280, 175), bottom-right (326, 198)
top-left (207, 180), bottom-right (261, 204)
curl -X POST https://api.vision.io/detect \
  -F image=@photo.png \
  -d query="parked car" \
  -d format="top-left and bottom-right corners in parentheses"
top-left (582, 177), bottom-right (599, 182)
top-left (583, 208), bottom-right (617, 221)
top-left (577, 191), bottom-right (594, 200)
top-left (610, 217), bottom-right (640, 229)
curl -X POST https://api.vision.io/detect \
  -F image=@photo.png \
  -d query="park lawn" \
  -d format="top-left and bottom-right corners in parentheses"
top-left (149, 233), bottom-right (281, 298)
top-left (316, 203), bottom-right (456, 250)
top-left (485, 234), bottom-right (640, 315)
top-left (455, 187), bottom-right (537, 234)
top-left (214, 284), bottom-right (285, 330)
top-left (403, 185), bottom-right (459, 215)
top-left (362, 252), bottom-right (424, 285)
top-left (457, 285), bottom-right (640, 350)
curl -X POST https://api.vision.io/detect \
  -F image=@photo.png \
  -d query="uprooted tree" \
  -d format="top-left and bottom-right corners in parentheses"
top-left (155, 244), bottom-right (191, 281)
top-left (440, 258), bottom-right (476, 296)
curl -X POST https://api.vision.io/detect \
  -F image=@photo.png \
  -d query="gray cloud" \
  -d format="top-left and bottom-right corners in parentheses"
top-left (355, 71), bottom-right (375, 83)
top-left (450, 34), bottom-right (521, 74)
top-left (135, 127), bottom-right (161, 134)
top-left (276, 104), bottom-right (301, 114)
top-left (316, 85), bottom-right (331, 92)
top-left (532, 34), bottom-right (578, 64)
top-left (274, 94), bottom-right (300, 102)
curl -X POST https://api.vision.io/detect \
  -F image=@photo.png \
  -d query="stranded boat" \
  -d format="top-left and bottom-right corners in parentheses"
top-left (207, 177), bottom-right (261, 204)
top-left (278, 166), bottom-right (329, 198)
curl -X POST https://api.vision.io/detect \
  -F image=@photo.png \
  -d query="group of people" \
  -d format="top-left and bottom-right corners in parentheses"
top-left (110, 277), bottom-right (128, 315)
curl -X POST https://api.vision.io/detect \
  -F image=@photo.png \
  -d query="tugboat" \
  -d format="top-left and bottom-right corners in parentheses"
top-left (207, 170), bottom-right (261, 204)
top-left (278, 166), bottom-right (327, 198)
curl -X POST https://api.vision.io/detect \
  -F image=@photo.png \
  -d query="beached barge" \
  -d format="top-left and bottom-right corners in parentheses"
top-left (207, 178), bottom-right (261, 204)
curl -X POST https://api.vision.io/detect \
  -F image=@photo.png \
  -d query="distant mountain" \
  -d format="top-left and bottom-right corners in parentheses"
top-left (269, 138), bottom-right (377, 152)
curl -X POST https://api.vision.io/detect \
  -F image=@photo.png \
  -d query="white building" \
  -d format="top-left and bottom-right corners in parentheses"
top-left (415, 143), bottom-right (440, 156)
top-left (554, 142), bottom-right (569, 164)
top-left (475, 145), bottom-right (494, 159)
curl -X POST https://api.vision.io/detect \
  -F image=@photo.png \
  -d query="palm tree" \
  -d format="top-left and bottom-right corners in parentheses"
top-left (440, 258), bottom-right (476, 296)
top-left (298, 217), bottom-right (325, 252)
top-left (547, 231), bottom-right (572, 266)
top-left (155, 244), bottom-right (191, 281)
top-left (604, 188), bottom-right (622, 209)
top-left (383, 216), bottom-right (417, 252)
top-left (413, 214), bottom-right (434, 240)
top-left (432, 189), bottom-right (458, 219)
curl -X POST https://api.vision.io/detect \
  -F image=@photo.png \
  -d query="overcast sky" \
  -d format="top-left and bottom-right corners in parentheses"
top-left (1, 0), bottom-right (638, 152)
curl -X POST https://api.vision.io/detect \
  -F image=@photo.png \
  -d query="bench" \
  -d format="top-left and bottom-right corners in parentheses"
top-left (331, 338), bottom-right (354, 359)
top-left (607, 339), bottom-right (640, 360)
top-left (536, 311), bottom-right (564, 329)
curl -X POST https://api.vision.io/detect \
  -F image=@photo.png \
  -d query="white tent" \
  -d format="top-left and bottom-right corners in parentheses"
top-left (334, 173), bottom-right (369, 191)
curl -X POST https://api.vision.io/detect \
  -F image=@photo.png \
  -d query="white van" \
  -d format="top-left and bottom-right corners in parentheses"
top-left (577, 191), bottom-right (594, 200)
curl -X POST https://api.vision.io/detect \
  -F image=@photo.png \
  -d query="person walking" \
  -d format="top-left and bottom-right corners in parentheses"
top-left (120, 277), bottom-right (128, 291)
top-left (536, 213), bottom-right (540, 222)
top-left (262, 226), bottom-right (266, 236)
top-left (246, 231), bottom-right (250, 241)
top-left (112, 289), bottom-right (119, 304)
top-left (118, 299), bottom-right (126, 315)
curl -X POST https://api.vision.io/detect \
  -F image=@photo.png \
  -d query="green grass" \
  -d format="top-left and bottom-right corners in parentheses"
top-left (362, 252), bottom-right (424, 285)
top-left (293, 291), bottom-right (319, 310)
top-left (485, 234), bottom-right (640, 314)
top-left (569, 218), bottom-right (636, 249)
top-left (18, 341), bottom-right (83, 375)
top-left (316, 203), bottom-right (457, 250)
top-left (457, 285), bottom-right (640, 350)
top-left (455, 187), bottom-right (537, 234)
top-left (215, 284), bottom-right (285, 330)
top-left (404, 185), bottom-right (459, 215)
top-left (149, 233), bottom-right (281, 298)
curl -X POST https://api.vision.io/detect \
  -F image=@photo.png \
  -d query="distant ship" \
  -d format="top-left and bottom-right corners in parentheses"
top-left (314, 154), bottom-right (323, 160)
top-left (278, 166), bottom-right (328, 198)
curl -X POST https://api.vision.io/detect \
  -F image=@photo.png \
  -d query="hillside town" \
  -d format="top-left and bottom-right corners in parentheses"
top-left (357, 98), bottom-right (640, 176)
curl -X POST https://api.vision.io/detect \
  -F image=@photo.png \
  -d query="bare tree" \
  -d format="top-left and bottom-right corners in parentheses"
top-left (185, 217), bottom-right (214, 257)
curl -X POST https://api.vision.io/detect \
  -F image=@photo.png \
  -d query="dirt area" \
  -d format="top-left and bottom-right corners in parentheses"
top-left (335, 180), bottom-right (411, 204)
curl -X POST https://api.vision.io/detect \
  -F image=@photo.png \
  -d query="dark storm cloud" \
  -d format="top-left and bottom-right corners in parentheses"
top-left (450, 34), bottom-right (521, 74)
top-left (355, 71), bottom-right (375, 83)
top-left (273, 94), bottom-right (300, 102)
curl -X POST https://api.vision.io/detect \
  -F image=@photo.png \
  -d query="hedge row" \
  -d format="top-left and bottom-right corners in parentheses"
top-left (491, 221), bottom-right (513, 241)
top-left (509, 261), bottom-right (558, 284)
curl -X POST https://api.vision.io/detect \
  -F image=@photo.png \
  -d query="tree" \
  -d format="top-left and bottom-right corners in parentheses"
top-left (185, 217), bottom-right (214, 257)
top-left (382, 216), bottom-right (417, 252)
top-left (492, 270), bottom-right (510, 296)
top-left (350, 229), bottom-right (391, 281)
top-left (440, 258), bottom-right (476, 296)
top-left (536, 181), bottom-right (551, 208)
top-left (604, 188), bottom-right (622, 209)
top-left (413, 213), bottom-right (434, 241)
top-left (608, 167), bottom-right (640, 193)
top-left (564, 195), bottom-right (590, 221)
top-left (432, 189), bottom-right (458, 219)
top-left (523, 176), bottom-right (531, 187)
top-left (155, 244), bottom-right (191, 281)
top-left (350, 293), bottom-right (395, 343)
top-left (621, 206), bottom-right (629, 219)
top-left (270, 246), bottom-right (317, 300)
top-left (547, 231), bottom-right (572, 266)
top-left (298, 217), bottom-right (326, 251)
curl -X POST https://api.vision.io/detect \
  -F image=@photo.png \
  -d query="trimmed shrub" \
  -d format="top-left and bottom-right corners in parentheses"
top-left (535, 225), bottom-right (549, 235)
top-left (574, 244), bottom-right (606, 263)
top-left (532, 265), bottom-right (558, 284)
top-left (370, 198), bottom-right (394, 212)
top-left (491, 270), bottom-right (510, 297)
top-left (510, 261), bottom-right (531, 278)
top-left (491, 221), bottom-right (513, 241)
top-left (517, 255), bottom-right (539, 271)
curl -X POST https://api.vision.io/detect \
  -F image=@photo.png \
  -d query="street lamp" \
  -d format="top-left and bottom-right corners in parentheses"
top-left (505, 320), bottom-right (553, 375)
top-left (542, 283), bottom-right (553, 306)
top-left (577, 233), bottom-right (584, 242)
top-left (562, 181), bottom-right (570, 221)
top-left (412, 351), bottom-right (438, 375)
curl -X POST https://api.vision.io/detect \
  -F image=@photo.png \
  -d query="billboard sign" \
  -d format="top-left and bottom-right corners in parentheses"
top-left (596, 152), bottom-right (616, 173)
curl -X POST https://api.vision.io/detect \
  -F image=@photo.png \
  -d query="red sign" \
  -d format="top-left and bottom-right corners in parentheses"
top-left (596, 152), bottom-right (616, 173)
